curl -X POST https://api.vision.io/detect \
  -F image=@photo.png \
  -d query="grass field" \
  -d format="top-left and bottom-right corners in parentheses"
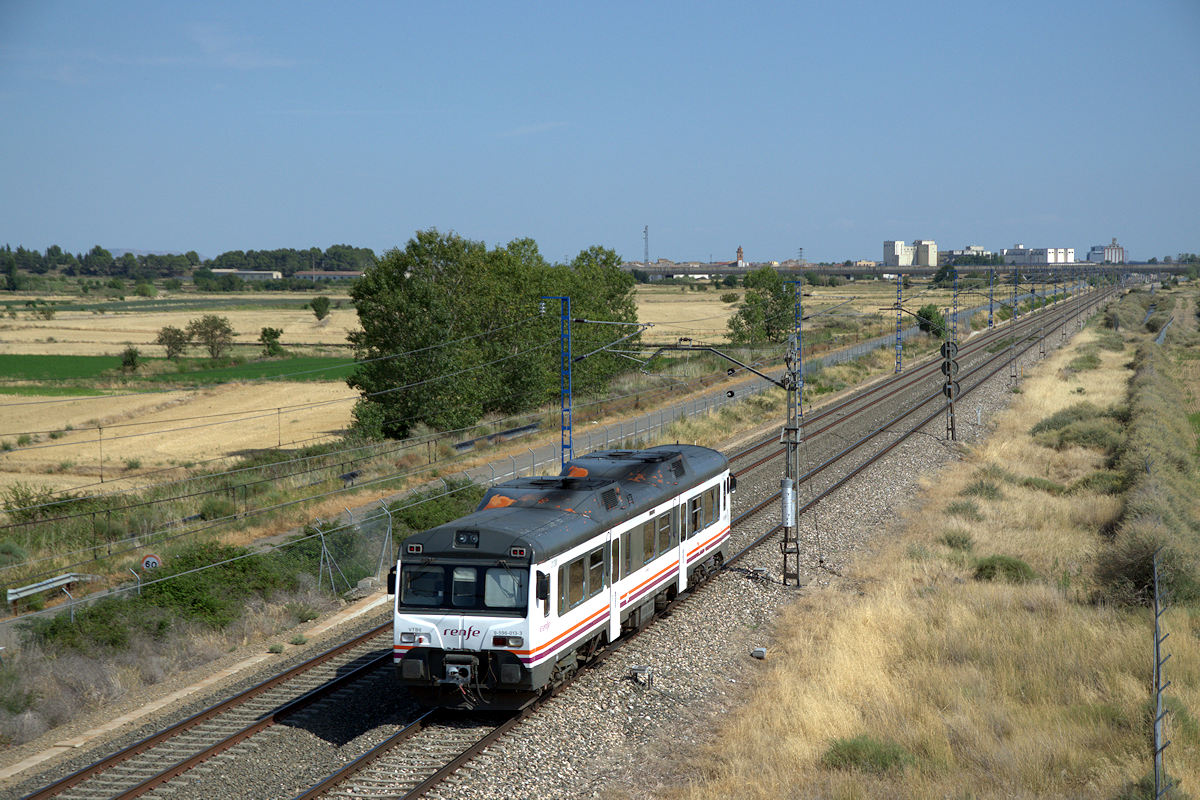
top-left (674, 288), bottom-right (1200, 799)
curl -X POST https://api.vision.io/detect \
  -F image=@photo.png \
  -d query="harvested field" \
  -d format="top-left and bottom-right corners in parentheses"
top-left (0, 300), bottom-right (357, 356)
top-left (0, 381), bottom-right (355, 492)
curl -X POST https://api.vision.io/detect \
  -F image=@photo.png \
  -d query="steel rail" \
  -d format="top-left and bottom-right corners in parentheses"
top-left (725, 286), bottom-right (1116, 563)
top-left (729, 292), bottom-right (1092, 477)
top-left (726, 286), bottom-right (1097, 468)
top-left (23, 622), bottom-right (392, 800)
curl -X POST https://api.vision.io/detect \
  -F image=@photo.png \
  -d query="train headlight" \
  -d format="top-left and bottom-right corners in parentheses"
top-left (399, 632), bottom-right (417, 644)
top-left (492, 635), bottom-right (524, 648)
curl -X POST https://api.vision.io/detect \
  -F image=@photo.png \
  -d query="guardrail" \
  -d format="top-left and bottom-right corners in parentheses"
top-left (6, 573), bottom-right (99, 609)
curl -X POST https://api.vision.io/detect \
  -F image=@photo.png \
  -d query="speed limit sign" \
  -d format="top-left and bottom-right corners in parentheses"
top-left (141, 553), bottom-right (163, 570)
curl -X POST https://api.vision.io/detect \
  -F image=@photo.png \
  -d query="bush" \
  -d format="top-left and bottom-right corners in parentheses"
top-left (961, 479), bottom-right (1003, 500)
top-left (120, 345), bottom-right (141, 373)
top-left (290, 634), bottom-right (308, 646)
top-left (1070, 470), bottom-right (1126, 495)
top-left (946, 500), bottom-right (982, 522)
top-left (719, 292), bottom-right (739, 304)
top-left (820, 734), bottom-right (913, 773)
top-left (198, 496), bottom-right (236, 521)
top-left (269, 643), bottom-right (284, 654)
top-left (940, 530), bottom-right (973, 551)
top-left (974, 554), bottom-right (1036, 584)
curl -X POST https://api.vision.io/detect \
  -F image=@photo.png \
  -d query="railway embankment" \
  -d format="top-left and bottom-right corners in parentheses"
top-left (673, 284), bottom-right (1200, 799)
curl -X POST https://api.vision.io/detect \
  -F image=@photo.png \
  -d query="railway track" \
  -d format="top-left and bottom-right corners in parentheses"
top-left (22, 625), bottom-right (394, 800)
top-left (20, 284), bottom-right (1115, 800)
top-left (288, 287), bottom-right (1116, 799)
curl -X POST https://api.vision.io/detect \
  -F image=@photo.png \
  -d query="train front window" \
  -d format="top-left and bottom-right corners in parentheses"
top-left (451, 567), bottom-right (478, 607)
top-left (484, 567), bottom-right (527, 609)
top-left (399, 564), bottom-right (529, 612)
top-left (400, 567), bottom-right (444, 606)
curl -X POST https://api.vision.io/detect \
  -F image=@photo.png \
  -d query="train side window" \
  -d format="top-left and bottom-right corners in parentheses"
top-left (689, 496), bottom-right (703, 537)
top-left (569, 558), bottom-right (585, 608)
top-left (642, 520), bottom-right (656, 564)
top-left (703, 487), bottom-right (716, 526)
top-left (587, 548), bottom-right (605, 597)
top-left (656, 511), bottom-right (672, 554)
top-left (621, 531), bottom-right (632, 576)
top-left (611, 539), bottom-right (621, 582)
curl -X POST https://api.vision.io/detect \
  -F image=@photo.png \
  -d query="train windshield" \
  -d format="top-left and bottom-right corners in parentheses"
top-left (399, 564), bottom-right (528, 612)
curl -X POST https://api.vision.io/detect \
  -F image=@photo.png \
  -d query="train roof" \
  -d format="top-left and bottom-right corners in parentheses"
top-left (402, 445), bottom-right (727, 564)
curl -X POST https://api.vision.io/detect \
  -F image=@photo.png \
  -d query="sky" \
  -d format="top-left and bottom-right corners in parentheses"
top-left (1, 0), bottom-right (1197, 264)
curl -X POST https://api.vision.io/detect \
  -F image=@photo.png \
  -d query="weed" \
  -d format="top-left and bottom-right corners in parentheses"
top-left (946, 500), bottom-right (983, 521)
top-left (197, 496), bottom-right (236, 521)
top-left (1017, 476), bottom-right (1067, 495)
top-left (268, 643), bottom-right (284, 654)
top-left (940, 530), bottom-right (974, 551)
top-left (973, 554), bottom-right (1036, 584)
top-left (906, 543), bottom-right (930, 561)
top-left (961, 479), bottom-right (1003, 500)
top-left (123, 458), bottom-right (142, 471)
top-left (820, 734), bottom-right (913, 773)
top-left (285, 601), bottom-right (319, 623)
top-left (16, 435), bottom-right (32, 447)
top-left (0, 441), bottom-right (11, 452)
top-left (1068, 351), bottom-right (1101, 371)
top-left (290, 634), bottom-right (308, 646)
top-left (1070, 470), bottom-right (1126, 495)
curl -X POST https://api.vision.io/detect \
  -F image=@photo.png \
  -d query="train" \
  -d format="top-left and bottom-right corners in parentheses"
top-left (386, 445), bottom-right (734, 710)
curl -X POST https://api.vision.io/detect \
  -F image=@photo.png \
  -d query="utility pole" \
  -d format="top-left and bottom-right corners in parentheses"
top-left (895, 272), bottom-right (903, 372)
top-left (643, 225), bottom-right (649, 267)
top-left (541, 296), bottom-right (573, 467)
top-left (780, 280), bottom-right (804, 586)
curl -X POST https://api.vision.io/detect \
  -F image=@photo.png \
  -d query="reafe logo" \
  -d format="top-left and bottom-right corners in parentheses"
top-left (443, 626), bottom-right (481, 639)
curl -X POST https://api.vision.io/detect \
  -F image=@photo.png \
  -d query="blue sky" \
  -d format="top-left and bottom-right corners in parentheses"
top-left (1, 0), bottom-right (1197, 263)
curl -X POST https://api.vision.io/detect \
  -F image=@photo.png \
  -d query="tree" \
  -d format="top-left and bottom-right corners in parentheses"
top-left (120, 345), bottom-right (141, 373)
top-left (916, 304), bottom-right (947, 339)
top-left (727, 266), bottom-right (792, 344)
top-left (186, 315), bottom-right (235, 359)
top-left (163, 278), bottom-right (183, 291)
top-left (155, 325), bottom-right (190, 359)
top-left (81, 245), bottom-right (114, 276)
top-left (310, 296), bottom-right (332, 322)
top-left (347, 230), bottom-right (635, 438)
top-left (259, 327), bottom-right (285, 356)
top-left (134, 282), bottom-right (157, 297)
top-left (931, 263), bottom-right (957, 288)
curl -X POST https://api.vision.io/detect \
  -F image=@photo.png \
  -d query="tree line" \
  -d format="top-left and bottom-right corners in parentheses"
top-left (346, 229), bottom-right (636, 439)
top-left (0, 243), bottom-right (376, 284)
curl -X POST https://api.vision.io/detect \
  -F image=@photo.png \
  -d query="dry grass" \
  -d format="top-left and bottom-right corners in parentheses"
top-left (672, 314), bottom-right (1200, 799)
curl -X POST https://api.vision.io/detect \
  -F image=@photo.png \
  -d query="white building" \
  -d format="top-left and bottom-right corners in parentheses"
top-left (1087, 238), bottom-right (1125, 264)
top-left (883, 240), bottom-right (938, 267)
top-left (1001, 244), bottom-right (1075, 265)
top-left (938, 245), bottom-right (992, 265)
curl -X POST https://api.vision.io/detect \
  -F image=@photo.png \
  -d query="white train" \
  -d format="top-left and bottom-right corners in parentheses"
top-left (387, 445), bottom-right (734, 709)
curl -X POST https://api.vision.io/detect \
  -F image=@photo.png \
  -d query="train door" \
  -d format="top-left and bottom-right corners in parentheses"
top-left (608, 531), bottom-right (621, 642)
top-left (676, 496), bottom-right (688, 592)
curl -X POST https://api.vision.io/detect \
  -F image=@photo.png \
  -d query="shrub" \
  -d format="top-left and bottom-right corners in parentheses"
top-left (820, 734), bottom-right (913, 773)
top-left (1017, 475), bottom-right (1067, 495)
top-left (940, 530), bottom-right (973, 551)
top-left (123, 458), bottom-right (141, 471)
top-left (1068, 351), bottom-right (1101, 371)
top-left (946, 500), bottom-right (982, 522)
top-left (197, 496), bottom-right (236, 521)
top-left (974, 554), bottom-right (1036, 584)
top-left (269, 643), bottom-right (284, 654)
top-left (719, 292), bottom-right (739, 304)
top-left (961, 479), bottom-right (1003, 500)
top-left (16, 434), bottom-right (32, 447)
top-left (285, 601), bottom-right (319, 623)
top-left (0, 541), bottom-right (28, 566)
top-left (120, 345), bottom-right (141, 373)
top-left (1070, 470), bottom-right (1126, 495)
top-left (290, 634), bottom-right (308, 646)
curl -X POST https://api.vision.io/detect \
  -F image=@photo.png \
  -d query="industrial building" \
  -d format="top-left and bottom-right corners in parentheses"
top-left (1086, 238), bottom-right (1125, 264)
top-left (938, 245), bottom-right (993, 265)
top-left (883, 240), bottom-right (938, 267)
top-left (1001, 244), bottom-right (1075, 265)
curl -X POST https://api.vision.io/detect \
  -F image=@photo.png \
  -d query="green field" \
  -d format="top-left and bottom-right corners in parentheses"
top-left (0, 354), bottom-right (357, 386)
